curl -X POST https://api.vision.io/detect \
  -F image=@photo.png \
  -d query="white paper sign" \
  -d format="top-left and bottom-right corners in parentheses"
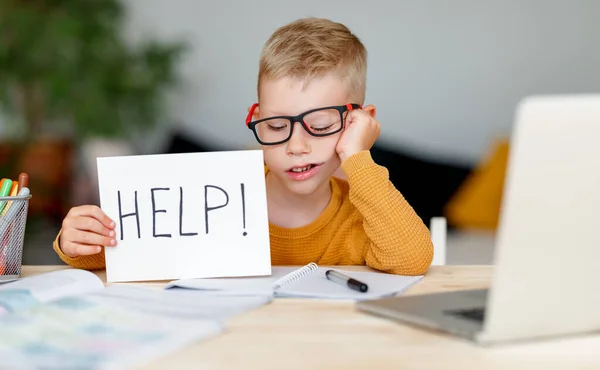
top-left (96, 150), bottom-right (271, 283)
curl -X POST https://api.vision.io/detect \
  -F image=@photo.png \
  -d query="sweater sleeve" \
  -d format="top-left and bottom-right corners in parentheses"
top-left (52, 229), bottom-right (107, 270)
top-left (341, 150), bottom-right (434, 275)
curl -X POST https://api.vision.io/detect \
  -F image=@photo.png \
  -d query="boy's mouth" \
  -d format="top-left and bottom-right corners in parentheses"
top-left (285, 163), bottom-right (325, 181)
top-left (287, 163), bottom-right (321, 173)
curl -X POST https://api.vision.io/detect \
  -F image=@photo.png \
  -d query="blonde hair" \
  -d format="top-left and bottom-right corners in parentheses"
top-left (258, 18), bottom-right (367, 102)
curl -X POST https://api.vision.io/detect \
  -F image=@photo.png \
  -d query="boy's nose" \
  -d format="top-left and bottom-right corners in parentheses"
top-left (286, 122), bottom-right (311, 155)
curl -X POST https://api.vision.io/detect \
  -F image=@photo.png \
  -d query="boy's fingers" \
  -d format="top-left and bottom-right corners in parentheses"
top-left (74, 243), bottom-right (103, 256)
top-left (70, 217), bottom-right (115, 238)
top-left (70, 229), bottom-right (116, 248)
top-left (71, 205), bottom-right (115, 228)
top-left (61, 241), bottom-right (101, 257)
top-left (345, 109), bottom-right (362, 127)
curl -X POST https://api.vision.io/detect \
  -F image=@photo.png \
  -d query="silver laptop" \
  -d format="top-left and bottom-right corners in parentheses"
top-left (357, 95), bottom-right (600, 345)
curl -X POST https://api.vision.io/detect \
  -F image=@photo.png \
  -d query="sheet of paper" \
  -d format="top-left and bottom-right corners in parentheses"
top-left (0, 269), bottom-right (104, 315)
top-left (0, 292), bottom-right (223, 370)
top-left (97, 150), bottom-right (271, 282)
top-left (89, 285), bottom-right (272, 321)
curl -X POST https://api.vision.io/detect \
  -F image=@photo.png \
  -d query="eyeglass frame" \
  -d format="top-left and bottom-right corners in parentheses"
top-left (245, 103), bottom-right (362, 145)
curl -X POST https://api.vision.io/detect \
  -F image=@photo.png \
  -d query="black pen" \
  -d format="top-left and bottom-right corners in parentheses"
top-left (325, 269), bottom-right (368, 293)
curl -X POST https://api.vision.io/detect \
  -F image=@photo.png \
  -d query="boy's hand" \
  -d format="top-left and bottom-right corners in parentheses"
top-left (59, 205), bottom-right (117, 258)
top-left (336, 108), bottom-right (380, 162)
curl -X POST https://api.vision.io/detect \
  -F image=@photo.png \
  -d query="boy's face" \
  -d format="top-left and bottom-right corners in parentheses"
top-left (251, 74), bottom-right (353, 196)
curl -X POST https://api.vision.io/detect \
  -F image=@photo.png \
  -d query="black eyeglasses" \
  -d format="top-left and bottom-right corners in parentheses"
top-left (245, 103), bottom-right (361, 145)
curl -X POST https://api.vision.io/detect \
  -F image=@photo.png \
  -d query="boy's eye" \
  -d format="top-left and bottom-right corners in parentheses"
top-left (310, 124), bottom-right (335, 132)
top-left (266, 122), bottom-right (287, 131)
top-left (260, 118), bottom-right (289, 131)
top-left (305, 109), bottom-right (341, 133)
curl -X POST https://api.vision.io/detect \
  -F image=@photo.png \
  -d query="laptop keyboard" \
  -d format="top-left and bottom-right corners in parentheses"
top-left (445, 307), bottom-right (486, 322)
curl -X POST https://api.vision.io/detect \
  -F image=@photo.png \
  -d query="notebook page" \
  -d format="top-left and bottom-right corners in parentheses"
top-left (276, 268), bottom-right (423, 300)
top-left (0, 269), bottom-right (105, 315)
top-left (164, 267), bottom-right (301, 296)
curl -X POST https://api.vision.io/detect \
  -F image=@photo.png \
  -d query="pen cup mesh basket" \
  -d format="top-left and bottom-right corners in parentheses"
top-left (0, 194), bottom-right (31, 278)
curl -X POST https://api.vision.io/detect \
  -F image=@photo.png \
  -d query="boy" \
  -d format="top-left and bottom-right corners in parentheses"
top-left (53, 18), bottom-right (434, 276)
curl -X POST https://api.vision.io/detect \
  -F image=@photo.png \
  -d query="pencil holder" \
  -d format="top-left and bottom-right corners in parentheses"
top-left (0, 193), bottom-right (32, 280)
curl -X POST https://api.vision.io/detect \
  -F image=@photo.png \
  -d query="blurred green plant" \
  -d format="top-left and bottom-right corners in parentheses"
top-left (0, 0), bottom-right (188, 141)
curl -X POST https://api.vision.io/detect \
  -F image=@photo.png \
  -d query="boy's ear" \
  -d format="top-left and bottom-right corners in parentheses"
top-left (247, 104), bottom-right (260, 120)
top-left (362, 104), bottom-right (376, 118)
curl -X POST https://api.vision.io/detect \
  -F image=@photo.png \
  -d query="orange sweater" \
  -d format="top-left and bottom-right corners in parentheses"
top-left (53, 150), bottom-right (434, 275)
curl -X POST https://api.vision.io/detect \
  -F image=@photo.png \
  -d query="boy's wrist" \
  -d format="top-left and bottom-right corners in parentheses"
top-left (340, 150), bottom-right (375, 175)
top-left (338, 150), bottom-right (352, 162)
top-left (338, 145), bottom-right (365, 162)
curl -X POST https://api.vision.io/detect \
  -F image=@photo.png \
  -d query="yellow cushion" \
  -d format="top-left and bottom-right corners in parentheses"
top-left (444, 138), bottom-right (509, 230)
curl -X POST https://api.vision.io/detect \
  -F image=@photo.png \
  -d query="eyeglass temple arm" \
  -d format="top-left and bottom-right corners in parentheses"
top-left (246, 103), bottom-right (259, 126)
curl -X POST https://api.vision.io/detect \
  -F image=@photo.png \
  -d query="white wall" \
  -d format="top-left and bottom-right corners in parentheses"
top-left (57, 1), bottom-right (600, 164)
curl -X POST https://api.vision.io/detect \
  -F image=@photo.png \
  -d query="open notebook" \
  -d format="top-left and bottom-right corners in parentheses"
top-left (165, 263), bottom-right (424, 300)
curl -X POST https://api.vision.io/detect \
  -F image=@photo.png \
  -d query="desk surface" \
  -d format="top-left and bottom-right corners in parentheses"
top-left (21, 265), bottom-right (600, 370)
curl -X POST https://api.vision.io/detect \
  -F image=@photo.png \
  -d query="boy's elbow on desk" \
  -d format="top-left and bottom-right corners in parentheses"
top-left (388, 257), bottom-right (433, 276)
top-left (407, 240), bottom-right (435, 276)
top-left (371, 241), bottom-right (434, 276)
top-left (403, 232), bottom-right (435, 275)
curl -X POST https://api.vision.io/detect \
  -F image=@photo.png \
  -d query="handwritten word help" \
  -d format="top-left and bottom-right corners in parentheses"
top-left (116, 183), bottom-right (248, 240)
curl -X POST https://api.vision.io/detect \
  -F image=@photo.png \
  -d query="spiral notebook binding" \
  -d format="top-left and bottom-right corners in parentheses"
top-left (272, 262), bottom-right (318, 290)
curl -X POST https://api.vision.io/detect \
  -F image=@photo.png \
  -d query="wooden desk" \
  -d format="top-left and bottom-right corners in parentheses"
top-left (20, 265), bottom-right (600, 370)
